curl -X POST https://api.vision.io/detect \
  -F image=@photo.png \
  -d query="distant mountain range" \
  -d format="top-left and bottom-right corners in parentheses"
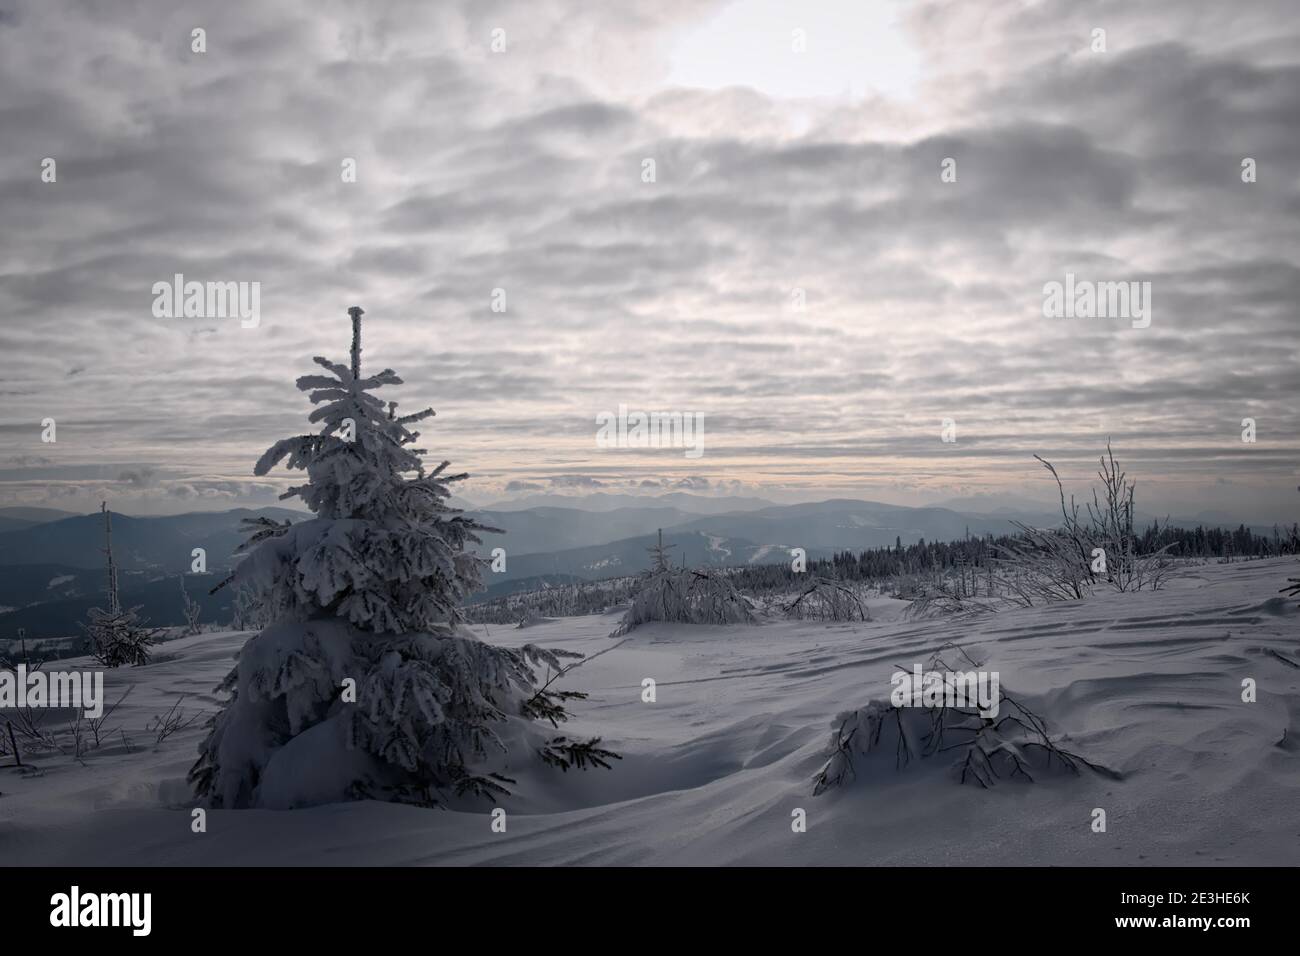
top-left (0, 506), bottom-right (82, 534)
top-left (0, 496), bottom-right (1283, 638)
top-left (471, 505), bottom-right (698, 554)
top-left (478, 491), bottom-right (777, 513)
top-left (0, 507), bottom-right (306, 571)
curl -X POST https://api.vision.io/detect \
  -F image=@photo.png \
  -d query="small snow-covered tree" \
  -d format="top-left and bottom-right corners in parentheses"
top-left (783, 576), bottom-right (870, 622)
top-left (82, 503), bottom-right (159, 667)
top-left (84, 605), bottom-right (159, 667)
top-left (646, 528), bottom-right (675, 573)
top-left (191, 307), bottom-right (612, 809)
top-left (611, 532), bottom-right (756, 637)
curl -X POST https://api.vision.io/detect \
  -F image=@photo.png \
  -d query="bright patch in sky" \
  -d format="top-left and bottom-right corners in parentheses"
top-left (667, 0), bottom-right (921, 99)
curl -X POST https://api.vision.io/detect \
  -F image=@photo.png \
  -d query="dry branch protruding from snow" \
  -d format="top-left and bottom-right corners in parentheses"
top-left (147, 695), bottom-right (205, 746)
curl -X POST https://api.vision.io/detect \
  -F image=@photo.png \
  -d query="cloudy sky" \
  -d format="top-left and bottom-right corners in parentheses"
top-left (1, 0), bottom-right (1297, 520)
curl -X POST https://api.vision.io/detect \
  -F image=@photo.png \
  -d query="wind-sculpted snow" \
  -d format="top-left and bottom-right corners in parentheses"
top-left (2, 558), bottom-right (1297, 864)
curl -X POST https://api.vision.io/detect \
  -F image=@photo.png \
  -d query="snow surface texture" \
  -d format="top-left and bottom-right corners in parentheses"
top-left (2, 558), bottom-right (1298, 865)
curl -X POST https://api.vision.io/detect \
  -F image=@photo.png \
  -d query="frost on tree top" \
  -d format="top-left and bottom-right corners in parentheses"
top-left (231, 307), bottom-right (498, 634)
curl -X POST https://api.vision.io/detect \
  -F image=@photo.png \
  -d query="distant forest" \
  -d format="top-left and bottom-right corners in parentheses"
top-left (467, 522), bottom-right (1300, 623)
top-left (727, 521), bottom-right (1300, 591)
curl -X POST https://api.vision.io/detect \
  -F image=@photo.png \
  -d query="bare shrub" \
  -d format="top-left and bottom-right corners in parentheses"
top-left (813, 647), bottom-right (1118, 794)
top-left (905, 568), bottom-right (1002, 619)
top-left (0, 657), bottom-right (133, 765)
top-left (179, 578), bottom-right (202, 636)
top-left (783, 577), bottom-right (871, 622)
top-left (87, 685), bottom-right (132, 749)
top-left (147, 695), bottom-right (205, 747)
top-left (993, 443), bottom-right (1174, 604)
top-left (0, 660), bottom-right (60, 759)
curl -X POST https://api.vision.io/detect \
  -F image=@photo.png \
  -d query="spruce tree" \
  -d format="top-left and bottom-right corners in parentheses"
top-left (191, 306), bottom-right (610, 809)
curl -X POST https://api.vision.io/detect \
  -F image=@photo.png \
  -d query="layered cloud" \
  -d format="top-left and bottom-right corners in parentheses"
top-left (1, 0), bottom-right (1296, 519)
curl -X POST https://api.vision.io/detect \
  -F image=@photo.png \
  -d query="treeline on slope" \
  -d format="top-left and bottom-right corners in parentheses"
top-left (730, 520), bottom-right (1300, 594)
top-left (466, 520), bottom-right (1300, 627)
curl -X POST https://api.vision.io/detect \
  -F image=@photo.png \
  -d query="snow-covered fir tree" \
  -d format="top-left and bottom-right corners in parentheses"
top-left (190, 307), bottom-right (614, 809)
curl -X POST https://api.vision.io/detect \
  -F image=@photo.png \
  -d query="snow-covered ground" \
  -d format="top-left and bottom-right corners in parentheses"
top-left (3, 558), bottom-right (1297, 865)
